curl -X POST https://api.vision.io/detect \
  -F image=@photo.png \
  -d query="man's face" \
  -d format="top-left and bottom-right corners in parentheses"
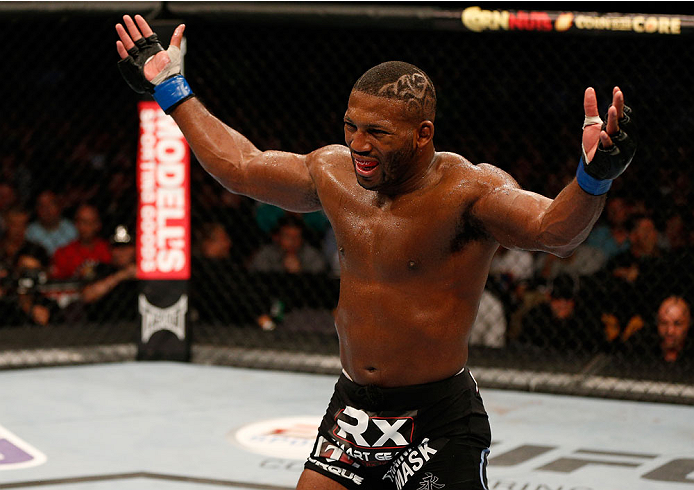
top-left (202, 226), bottom-right (232, 259)
top-left (36, 192), bottom-right (61, 226)
top-left (278, 225), bottom-right (302, 254)
top-left (5, 211), bottom-right (29, 241)
top-left (658, 299), bottom-right (691, 351)
top-left (111, 245), bottom-right (135, 268)
top-left (344, 91), bottom-right (418, 192)
top-left (75, 206), bottom-right (101, 241)
top-left (631, 217), bottom-right (657, 249)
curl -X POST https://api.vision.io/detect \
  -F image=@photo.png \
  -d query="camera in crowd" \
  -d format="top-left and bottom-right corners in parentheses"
top-left (0, 264), bottom-right (48, 296)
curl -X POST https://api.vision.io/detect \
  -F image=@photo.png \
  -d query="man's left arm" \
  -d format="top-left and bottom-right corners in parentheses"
top-left (473, 87), bottom-right (637, 257)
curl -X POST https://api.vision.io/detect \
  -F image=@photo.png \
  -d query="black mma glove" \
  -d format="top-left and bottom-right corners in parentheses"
top-left (576, 105), bottom-right (638, 195)
top-left (117, 34), bottom-right (194, 114)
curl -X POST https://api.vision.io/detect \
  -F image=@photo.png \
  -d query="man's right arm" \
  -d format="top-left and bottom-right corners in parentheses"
top-left (116, 15), bottom-right (322, 213)
top-left (169, 97), bottom-right (321, 212)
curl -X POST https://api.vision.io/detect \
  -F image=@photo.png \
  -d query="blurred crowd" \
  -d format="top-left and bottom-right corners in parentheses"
top-left (1, 160), bottom-right (693, 375)
top-left (0, 180), bottom-right (339, 333)
top-left (475, 191), bottom-right (694, 374)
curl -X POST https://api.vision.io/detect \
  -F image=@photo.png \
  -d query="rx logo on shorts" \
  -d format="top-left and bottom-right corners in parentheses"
top-left (333, 406), bottom-right (415, 449)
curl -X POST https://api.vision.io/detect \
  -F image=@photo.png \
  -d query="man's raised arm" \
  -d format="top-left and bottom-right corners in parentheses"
top-left (115, 15), bottom-right (321, 213)
top-left (472, 86), bottom-right (637, 257)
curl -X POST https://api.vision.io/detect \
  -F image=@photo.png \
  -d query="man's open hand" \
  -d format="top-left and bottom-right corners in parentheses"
top-left (581, 86), bottom-right (637, 182)
top-left (115, 14), bottom-right (185, 92)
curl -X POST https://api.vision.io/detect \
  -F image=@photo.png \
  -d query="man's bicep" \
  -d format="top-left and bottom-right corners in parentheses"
top-left (238, 150), bottom-right (322, 213)
top-left (473, 177), bottom-right (551, 251)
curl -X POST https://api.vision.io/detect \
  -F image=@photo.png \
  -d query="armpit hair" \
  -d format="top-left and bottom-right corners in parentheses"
top-left (451, 201), bottom-right (491, 252)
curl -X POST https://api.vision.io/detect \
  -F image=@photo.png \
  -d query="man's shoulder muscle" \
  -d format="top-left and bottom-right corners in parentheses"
top-left (306, 144), bottom-right (354, 192)
top-left (307, 144), bottom-right (350, 169)
top-left (439, 154), bottom-right (518, 190)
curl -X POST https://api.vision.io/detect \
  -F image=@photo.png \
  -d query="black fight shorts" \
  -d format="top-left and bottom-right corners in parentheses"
top-left (304, 368), bottom-right (492, 490)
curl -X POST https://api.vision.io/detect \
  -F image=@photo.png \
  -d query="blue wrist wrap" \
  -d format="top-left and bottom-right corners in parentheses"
top-left (576, 156), bottom-right (612, 195)
top-left (152, 75), bottom-right (193, 114)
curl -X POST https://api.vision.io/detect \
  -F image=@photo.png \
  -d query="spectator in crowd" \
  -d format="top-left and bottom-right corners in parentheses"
top-left (488, 246), bottom-right (535, 314)
top-left (254, 203), bottom-right (330, 245)
top-left (517, 274), bottom-right (601, 354)
top-left (589, 214), bottom-right (664, 350)
top-left (606, 214), bottom-right (663, 288)
top-left (469, 287), bottom-right (507, 348)
top-left (26, 190), bottom-right (77, 255)
top-left (534, 243), bottom-right (606, 286)
top-left (250, 215), bottom-right (326, 274)
top-left (51, 204), bottom-right (111, 280)
top-left (0, 207), bottom-right (49, 277)
top-left (196, 222), bottom-right (245, 265)
top-left (654, 296), bottom-right (692, 363)
top-left (249, 216), bottom-right (332, 331)
top-left (192, 169), bottom-right (263, 259)
top-left (585, 195), bottom-right (631, 261)
top-left (190, 222), bottom-right (257, 326)
top-left (622, 295), bottom-right (694, 382)
top-left (489, 246), bottom-right (534, 285)
top-left (0, 244), bottom-right (60, 326)
top-left (81, 225), bottom-right (138, 322)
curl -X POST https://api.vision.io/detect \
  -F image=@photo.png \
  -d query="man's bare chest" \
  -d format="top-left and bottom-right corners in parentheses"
top-left (325, 193), bottom-right (487, 278)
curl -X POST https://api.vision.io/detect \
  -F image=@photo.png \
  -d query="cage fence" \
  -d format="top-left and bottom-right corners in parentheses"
top-left (0, 3), bottom-right (693, 404)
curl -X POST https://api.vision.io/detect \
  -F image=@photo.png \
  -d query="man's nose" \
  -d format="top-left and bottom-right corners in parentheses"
top-left (350, 131), bottom-right (371, 154)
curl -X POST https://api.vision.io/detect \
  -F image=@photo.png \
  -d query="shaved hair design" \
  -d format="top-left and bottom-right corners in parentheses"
top-left (352, 61), bottom-right (437, 122)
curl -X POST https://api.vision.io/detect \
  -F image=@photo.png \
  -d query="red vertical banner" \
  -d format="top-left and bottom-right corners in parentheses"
top-left (136, 101), bottom-right (191, 280)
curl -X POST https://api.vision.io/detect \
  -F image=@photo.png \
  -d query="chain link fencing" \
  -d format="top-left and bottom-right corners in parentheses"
top-left (1, 4), bottom-right (693, 403)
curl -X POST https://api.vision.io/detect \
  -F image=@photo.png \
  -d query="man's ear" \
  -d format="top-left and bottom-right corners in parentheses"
top-left (415, 121), bottom-right (434, 148)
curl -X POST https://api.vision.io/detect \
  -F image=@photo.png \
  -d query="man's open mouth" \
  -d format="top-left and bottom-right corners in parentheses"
top-left (354, 157), bottom-right (379, 177)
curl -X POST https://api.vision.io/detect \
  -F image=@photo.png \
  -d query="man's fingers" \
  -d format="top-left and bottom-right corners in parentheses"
top-left (123, 14), bottom-right (143, 42)
top-left (116, 40), bottom-right (129, 59)
top-left (170, 24), bottom-right (186, 48)
top-left (584, 87), bottom-right (599, 118)
top-left (612, 87), bottom-right (625, 119)
top-left (600, 131), bottom-right (613, 148)
top-left (134, 14), bottom-right (154, 37)
top-left (115, 23), bottom-right (135, 51)
top-left (605, 105), bottom-right (619, 136)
